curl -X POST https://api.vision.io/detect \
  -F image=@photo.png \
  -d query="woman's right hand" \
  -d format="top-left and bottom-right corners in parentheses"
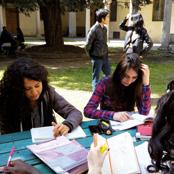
top-left (113, 112), bottom-right (130, 122)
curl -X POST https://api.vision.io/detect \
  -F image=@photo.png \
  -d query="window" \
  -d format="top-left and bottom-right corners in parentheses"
top-left (152, 0), bottom-right (164, 21)
top-left (110, 0), bottom-right (117, 21)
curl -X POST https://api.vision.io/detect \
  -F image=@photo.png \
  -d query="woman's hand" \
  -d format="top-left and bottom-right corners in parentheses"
top-left (3, 160), bottom-right (41, 174)
top-left (141, 64), bottom-right (150, 86)
top-left (52, 122), bottom-right (70, 137)
top-left (87, 137), bottom-right (108, 174)
top-left (113, 112), bottom-right (130, 122)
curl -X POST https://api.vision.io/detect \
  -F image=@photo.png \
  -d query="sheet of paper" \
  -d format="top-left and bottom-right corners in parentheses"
top-left (66, 126), bottom-right (86, 139)
top-left (111, 113), bottom-right (154, 131)
top-left (31, 126), bottom-right (86, 143)
top-left (135, 142), bottom-right (152, 174)
top-left (101, 132), bottom-right (140, 174)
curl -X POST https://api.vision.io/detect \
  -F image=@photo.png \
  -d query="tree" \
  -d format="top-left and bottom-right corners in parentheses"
top-left (0, 0), bottom-right (104, 50)
top-left (0, 0), bottom-right (152, 50)
top-left (130, 0), bottom-right (152, 13)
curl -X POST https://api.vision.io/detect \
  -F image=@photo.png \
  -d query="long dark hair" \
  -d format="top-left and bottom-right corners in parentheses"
top-left (0, 58), bottom-right (49, 133)
top-left (106, 53), bottom-right (143, 111)
top-left (148, 91), bottom-right (174, 172)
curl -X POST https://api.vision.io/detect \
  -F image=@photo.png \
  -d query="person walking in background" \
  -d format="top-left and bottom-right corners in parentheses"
top-left (0, 58), bottom-right (82, 136)
top-left (119, 13), bottom-right (153, 56)
top-left (85, 8), bottom-right (111, 91)
top-left (16, 27), bottom-right (25, 49)
top-left (84, 53), bottom-right (151, 122)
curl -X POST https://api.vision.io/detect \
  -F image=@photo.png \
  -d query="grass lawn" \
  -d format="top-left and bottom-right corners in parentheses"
top-left (48, 59), bottom-right (174, 97)
top-left (0, 52), bottom-right (174, 98)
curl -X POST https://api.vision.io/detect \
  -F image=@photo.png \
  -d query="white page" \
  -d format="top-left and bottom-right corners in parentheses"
top-left (66, 126), bottom-right (86, 139)
top-left (31, 126), bottom-right (86, 143)
top-left (31, 126), bottom-right (54, 143)
top-left (111, 113), bottom-right (154, 131)
top-left (135, 142), bottom-right (152, 174)
top-left (102, 132), bottom-right (140, 174)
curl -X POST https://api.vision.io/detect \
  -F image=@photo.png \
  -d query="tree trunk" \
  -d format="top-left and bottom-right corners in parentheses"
top-left (160, 0), bottom-right (172, 50)
top-left (132, 0), bottom-right (139, 13)
top-left (39, 0), bottom-right (63, 48)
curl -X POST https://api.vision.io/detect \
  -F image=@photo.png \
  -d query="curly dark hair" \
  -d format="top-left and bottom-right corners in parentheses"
top-left (0, 58), bottom-right (49, 133)
top-left (148, 91), bottom-right (174, 172)
top-left (106, 53), bottom-right (143, 111)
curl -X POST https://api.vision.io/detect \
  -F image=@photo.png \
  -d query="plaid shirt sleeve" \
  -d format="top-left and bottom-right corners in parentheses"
top-left (84, 78), bottom-right (115, 120)
top-left (137, 85), bottom-right (151, 115)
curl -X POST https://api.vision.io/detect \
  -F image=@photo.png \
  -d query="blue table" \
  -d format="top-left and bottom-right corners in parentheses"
top-left (0, 120), bottom-right (140, 173)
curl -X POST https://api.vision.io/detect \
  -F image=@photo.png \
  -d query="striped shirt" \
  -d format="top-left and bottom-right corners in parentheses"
top-left (84, 78), bottom-right (151, 120)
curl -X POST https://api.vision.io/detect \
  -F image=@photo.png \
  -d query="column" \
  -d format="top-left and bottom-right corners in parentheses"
top-left (104, 0), bottom-right (112, 40)
top-left (69, 12), bottom-right (76, 37)
top-left (0, 5), bottom-right (4, 33)
top-left (85, 8), bottom-right (90, 38)
top-left (36, 9), bottom-right (41, 38)
top-left (160, 0), bottom-right (172, 49)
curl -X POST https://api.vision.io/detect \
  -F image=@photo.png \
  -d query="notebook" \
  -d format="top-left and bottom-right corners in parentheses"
top-left (27, 136), bottom-right (88, 174)
top-left (97, 132), bottom-right (141, 174)
top-left (31, 125), bottom-right (86, 143)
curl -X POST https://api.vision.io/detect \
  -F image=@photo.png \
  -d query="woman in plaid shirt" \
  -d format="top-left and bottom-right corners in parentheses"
top-left (84, 53), bottom-right (151, 122)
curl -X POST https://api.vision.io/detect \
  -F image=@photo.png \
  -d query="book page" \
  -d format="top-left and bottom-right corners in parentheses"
top-left (27, 136), bottom-right (88, 174)
top-left (102, 132), bottom-right (140, 174)
top-left (135, 142), bottom-right (152, 174)
top-left (111, 113), bottom-right (154, 131)
top-left (31, 126), bottom-right (86, 143)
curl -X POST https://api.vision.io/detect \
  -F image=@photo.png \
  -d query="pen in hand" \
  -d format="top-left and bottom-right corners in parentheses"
top-left (7, 147), bottom-right (15, 166)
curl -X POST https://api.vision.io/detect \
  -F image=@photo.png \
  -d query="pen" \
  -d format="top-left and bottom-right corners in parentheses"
top-left (7, 146), bottom-right (15, 166)
top-left (93, 133), bottom-right (98, 147)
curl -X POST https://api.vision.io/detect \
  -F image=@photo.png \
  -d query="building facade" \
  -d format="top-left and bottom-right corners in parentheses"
top-left (0, 0), bottom-right (173, 43)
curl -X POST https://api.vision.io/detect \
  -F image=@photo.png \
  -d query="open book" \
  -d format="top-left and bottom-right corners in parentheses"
top-left (110, 113), bottom-right (154, 131)
top-left (97, 132), bottom-right (141, 174)
top-left (31, 125), bottom-right (86, 143)
top-left (27, 136), bottom-right (88, 174)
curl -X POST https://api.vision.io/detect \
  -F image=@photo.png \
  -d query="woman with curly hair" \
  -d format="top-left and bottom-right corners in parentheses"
top-left (84, 53), bottom-right (151, 122)
top-left (148, 91), bottom-right (174, 173)
top-left (0, 58), bottom-right (82, 136)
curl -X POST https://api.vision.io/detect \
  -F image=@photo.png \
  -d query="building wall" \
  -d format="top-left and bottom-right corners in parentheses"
top-left (1, 2), bottom-right (173, 42)
top-left (109, 2), bottom-right (174, 43)
top-left (19, 11), bottom-right (37, 36)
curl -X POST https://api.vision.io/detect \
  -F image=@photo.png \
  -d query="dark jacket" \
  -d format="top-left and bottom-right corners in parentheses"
top-left (85, 22), bottom-right (108, 58)
top-left (0, 86), bottom-right (82, 134)
top-left (119, 18), bottom-right (153, 55)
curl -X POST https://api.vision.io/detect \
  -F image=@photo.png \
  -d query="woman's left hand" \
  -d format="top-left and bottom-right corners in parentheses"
top-left (52, 122), bottom-right (70, 137)
top-left (141, 64), bottom-right (150, 85)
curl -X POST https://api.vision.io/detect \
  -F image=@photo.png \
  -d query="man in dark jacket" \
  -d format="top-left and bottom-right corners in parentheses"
top-left (85, 9), bottom-right (111, 90)
top-left (119, 13), bottom-right (153, 56)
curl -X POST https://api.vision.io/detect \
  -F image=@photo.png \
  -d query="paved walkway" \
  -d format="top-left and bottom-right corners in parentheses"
top-left (54, 87), bottom-right (92, 122)
top-left (25, 37), bottom-right (161, 50)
